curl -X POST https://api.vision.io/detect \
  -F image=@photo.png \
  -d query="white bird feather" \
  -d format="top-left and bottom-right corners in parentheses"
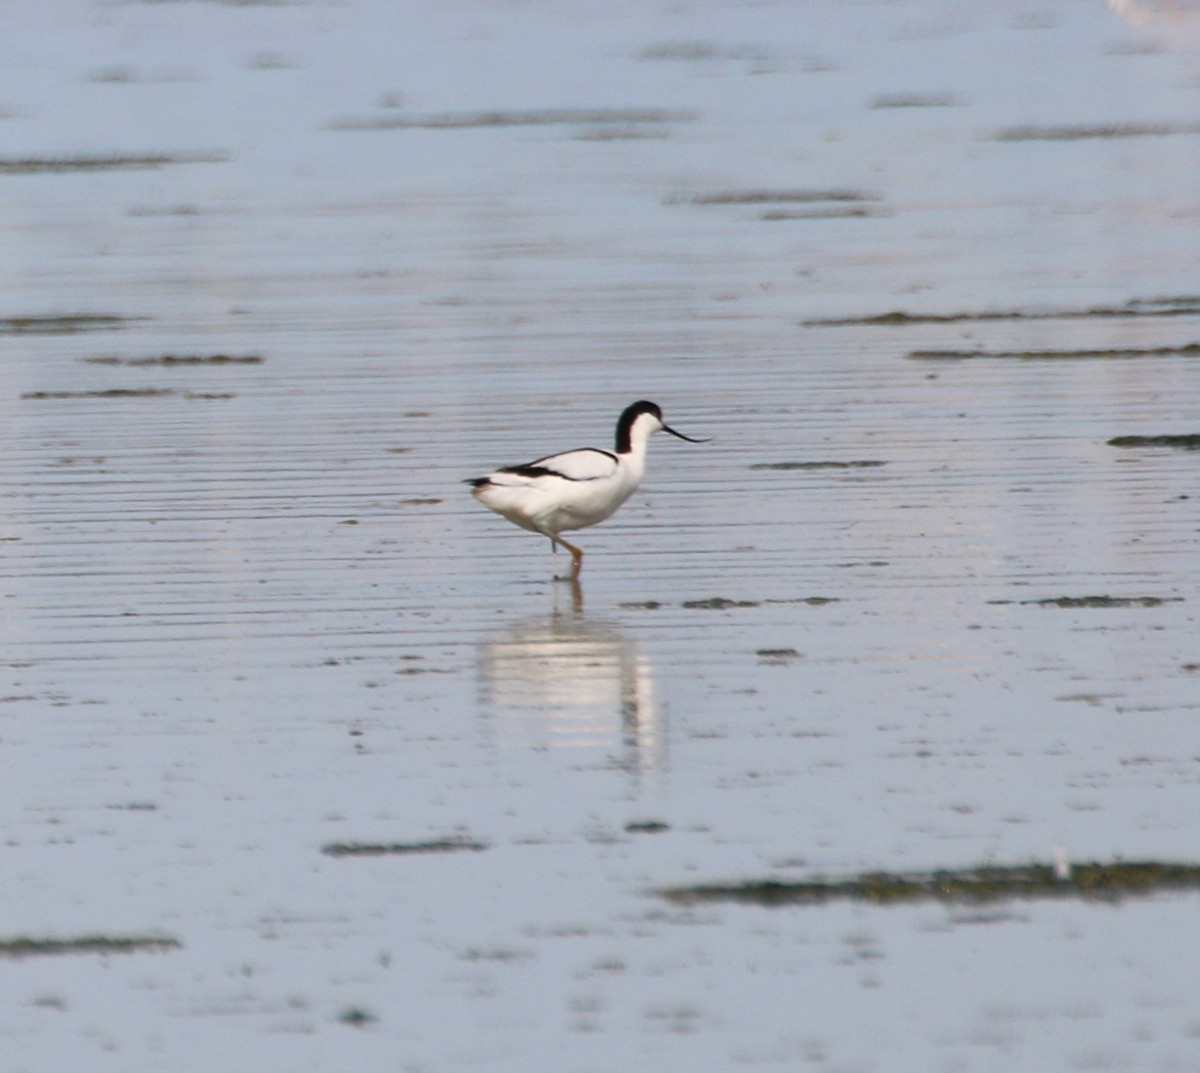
top-left (466, 401), bottom-right (707, 579)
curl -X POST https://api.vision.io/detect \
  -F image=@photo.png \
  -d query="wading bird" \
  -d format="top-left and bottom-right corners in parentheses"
top-left (467, 400), bottom-right (706, 579)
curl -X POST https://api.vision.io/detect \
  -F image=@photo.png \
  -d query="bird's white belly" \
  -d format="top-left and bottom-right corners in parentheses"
top-left (475, 477), bottom-right (631, 534)
top-left (538, 478), bottom-right (635, 532)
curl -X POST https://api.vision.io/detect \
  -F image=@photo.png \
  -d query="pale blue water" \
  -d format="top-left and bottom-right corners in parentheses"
top-left (3, 2), bottom-right (1200, 1070)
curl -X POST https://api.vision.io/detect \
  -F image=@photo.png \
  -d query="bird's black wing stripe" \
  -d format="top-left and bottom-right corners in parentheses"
top-left (506, 465), bottom-right (599, 481)
top-left (498, 450), bottom-right (617, 482)
top-left (500, 464), bottom-right (565, 480)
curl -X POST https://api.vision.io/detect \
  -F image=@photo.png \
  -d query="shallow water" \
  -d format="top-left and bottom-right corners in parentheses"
top-left (3, 1), bottom-right (1200, 1070)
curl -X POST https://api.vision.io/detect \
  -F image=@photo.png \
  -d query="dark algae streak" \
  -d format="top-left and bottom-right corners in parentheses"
top-left (661, 861), bottom-right (1200, 907)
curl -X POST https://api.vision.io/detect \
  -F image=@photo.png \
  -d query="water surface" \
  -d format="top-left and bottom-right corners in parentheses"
top-left (3, 2), bottom-right (1200, 1070)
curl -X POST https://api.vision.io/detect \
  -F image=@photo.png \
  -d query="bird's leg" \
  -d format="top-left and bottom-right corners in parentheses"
top-left (560, 537), bottom-right (584, 580)
top-left (538, 527), bottom-right (584, 581)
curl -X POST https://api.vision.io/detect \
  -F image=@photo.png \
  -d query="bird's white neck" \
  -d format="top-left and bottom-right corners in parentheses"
top-left (617, 412), bottom-right (660, 459)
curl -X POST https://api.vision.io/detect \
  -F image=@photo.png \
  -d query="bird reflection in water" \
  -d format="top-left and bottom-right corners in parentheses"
top-left (477, 580), bottom-right (664, 776)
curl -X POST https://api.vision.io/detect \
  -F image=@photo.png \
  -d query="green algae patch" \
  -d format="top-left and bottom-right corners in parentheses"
top-left (682, 597), bottom-right (760, 610)
top-left (0, 152), bottom-right (227, 174)
top-left (1010, 595), bottom-right (1183, 609)
top-left (661, 861), bottom-right (1200, 908)
top-left (0, 934), bottom-right (181, 958)
top-left (751, 460), bottom-right (886, 470)
top-left (625, 820), bottom-right (671, 834)
top-left (1108, 434), bottom-right (1200, 451)
top-left (22, 388), bottom-right (175, 400)
top-left (870, 92), bottom-right (960, 109)
top-left (682, 596), bottom-right (834, 611)
top-left (321, 838), bottom-right (488, 858)
top-left (338, 1005), bottom-right (379, 1028)
top-left (331, 107), bottom-right (695, 131)
top-left (991, 121), bottom-right (1200, 142)
top-left (760, 206), bottom-right (885, 221)
top-left (803, 295), bottom-right (1200, 328)
top-left (635, 41), bottom-right (770, 63)
top-left (908, 343), bottom-right (1200, 362)
top-left (85, 353), bottom-right (263, 367)
top-left (0, 314), bottom-right (134, 335)
top-left (681, 188), bottom-right (876, 206)
top-left (756, 647), bottom-right (802, 662)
